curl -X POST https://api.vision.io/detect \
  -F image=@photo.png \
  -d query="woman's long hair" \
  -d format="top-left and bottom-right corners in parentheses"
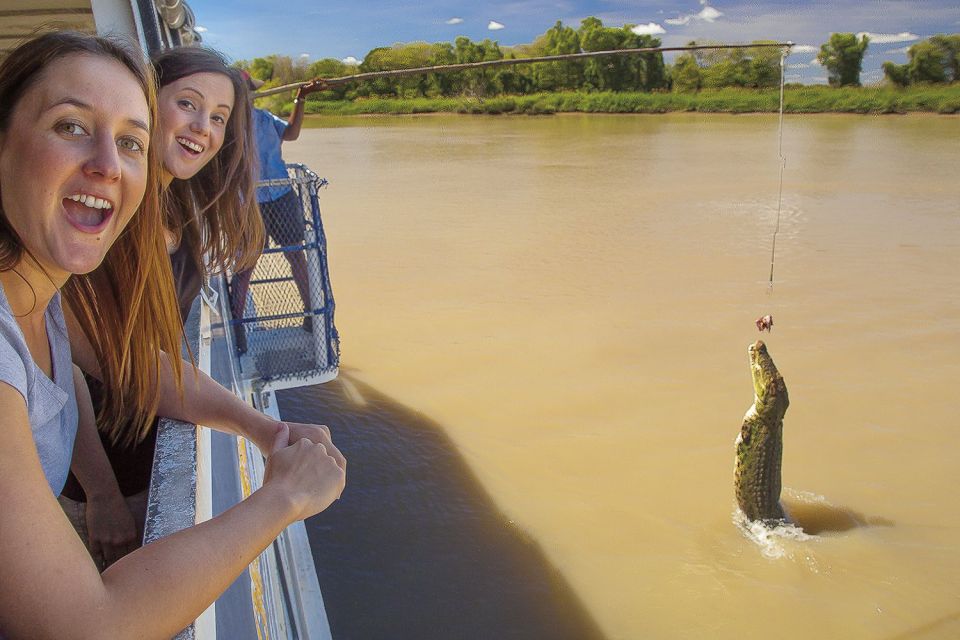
top-left (153, 47), bottom-right (264, 275)
top-left (0, 32), bottom-right (184, 447)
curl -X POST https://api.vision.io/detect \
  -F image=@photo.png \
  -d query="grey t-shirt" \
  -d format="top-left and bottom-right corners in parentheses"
top-left (0, 282), bottom-right (78, 495)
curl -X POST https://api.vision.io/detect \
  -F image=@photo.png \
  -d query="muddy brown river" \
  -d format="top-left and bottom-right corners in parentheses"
top-left (284, 112), bottom-right (960, 639)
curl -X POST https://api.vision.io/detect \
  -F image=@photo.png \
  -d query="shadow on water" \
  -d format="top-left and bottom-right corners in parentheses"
top-left (277, 373), bottom-right (607, 640)
top-left (783, 497), bottom-right (895, 535)
top-left (883, 610), bottom-right (960, 640)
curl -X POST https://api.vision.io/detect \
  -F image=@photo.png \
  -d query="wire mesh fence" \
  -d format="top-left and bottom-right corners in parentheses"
top-left (226, 163), bottom-right (339, 385)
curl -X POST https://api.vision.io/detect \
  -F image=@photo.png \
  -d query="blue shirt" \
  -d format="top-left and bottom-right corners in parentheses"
top-left (252, 107), bottom-right (293, 203)
top-left (0, 283), bottom-right (78, 495)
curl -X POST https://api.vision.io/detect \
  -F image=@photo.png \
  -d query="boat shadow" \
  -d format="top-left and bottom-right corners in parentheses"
top-left (277, 373), bottom-right (607, 640)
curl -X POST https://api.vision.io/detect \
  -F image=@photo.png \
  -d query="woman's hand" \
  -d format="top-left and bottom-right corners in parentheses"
top-left (262, 423), bottom-right (346, 522)
top-left (284, 421), bottom-right (347, 472)
top-left (85, 491), bottom-right (139, 567)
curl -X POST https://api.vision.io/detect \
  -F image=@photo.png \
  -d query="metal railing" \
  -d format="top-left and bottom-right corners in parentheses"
top-left (226, 163), bottom-right (340, 393)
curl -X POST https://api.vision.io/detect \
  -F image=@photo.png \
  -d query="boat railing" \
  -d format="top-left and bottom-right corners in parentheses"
top-left (142, 163), bottom-right (338, 639)
top-left (225, 163), bottom-right (340, 395)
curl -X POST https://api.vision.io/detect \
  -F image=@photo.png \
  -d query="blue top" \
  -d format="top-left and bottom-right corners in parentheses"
top-left (0, 282), bottom-right (78, 495)
top-left (253, 107), bottom-right (293, 203)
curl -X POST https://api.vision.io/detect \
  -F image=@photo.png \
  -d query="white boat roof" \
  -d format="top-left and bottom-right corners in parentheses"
top-left (0, 0), bottom-right (201, 58)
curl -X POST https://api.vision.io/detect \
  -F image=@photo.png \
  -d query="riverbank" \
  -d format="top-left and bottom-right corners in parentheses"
top-left (294, 84), bottom-right (960, 116)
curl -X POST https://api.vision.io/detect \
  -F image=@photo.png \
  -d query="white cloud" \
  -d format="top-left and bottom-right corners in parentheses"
top-left (698, 6), bottom-right (722, 22)
top-left (663, 3), bottom-right (723, 27)
top-left (342, 56), bottom-right (359, 65)
top-left (791, 44), bottom-right (817, 54)
top-left (787, 62), bottom-right (810, 69)
top-left (631, 22), bottom-right (666, 36)
top-left (299, 53), bottom-right (310, 59)
top-left (809, 58), bottom-right (821, 66)
top-left (446, 17), bottom-right (463, 25)
top-left (856, 32), bottom-right (919, 44)
top-left (195, 25), bottom-right (207, 33)
top-left (488, 20), bottom-right (505, 30)
top-left (886, 45), bottom-right (912, 55)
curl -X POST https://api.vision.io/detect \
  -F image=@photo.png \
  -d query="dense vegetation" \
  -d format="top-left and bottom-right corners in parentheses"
top-left (235, 19), bottom-right (960, 116)
top-left (294, 85), bottom-right (960, 117)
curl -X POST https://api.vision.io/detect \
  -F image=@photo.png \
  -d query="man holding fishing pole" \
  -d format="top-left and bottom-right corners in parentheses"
top-left (230, 72), bottom-right (327, 353)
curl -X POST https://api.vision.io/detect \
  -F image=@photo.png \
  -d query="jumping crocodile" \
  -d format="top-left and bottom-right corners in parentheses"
top-left (734, 340), bottom-right (789, 524)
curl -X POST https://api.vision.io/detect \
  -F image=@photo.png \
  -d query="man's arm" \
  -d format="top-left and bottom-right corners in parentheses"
top-left (282, 80), bottom-right (327, 142)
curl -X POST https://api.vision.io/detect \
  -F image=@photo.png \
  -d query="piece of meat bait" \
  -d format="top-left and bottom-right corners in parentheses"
top-left (755, 315), bottom-right (773, 332)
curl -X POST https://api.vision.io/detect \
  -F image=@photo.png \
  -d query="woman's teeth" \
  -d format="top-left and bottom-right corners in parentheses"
top-left (177, 137), bottom-right (204, 153)
top-left (68, 194), bottom-right (113, 210)
top-left (66, 193), bottom-right (113, 227)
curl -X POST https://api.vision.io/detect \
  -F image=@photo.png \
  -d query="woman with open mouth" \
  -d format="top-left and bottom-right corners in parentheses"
top-left (0, 31), bottom-right (345, 639)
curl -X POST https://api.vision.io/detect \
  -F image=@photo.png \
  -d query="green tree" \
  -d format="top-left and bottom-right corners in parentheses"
top-left (671, 52), bottom-right (701, 92)
top-left (246, 56), bottom-right (275, 82)
top-left (882, 60), bottom-right (911, 86)
top-left (452, 36), bottom-right (504, 97)
top-left (531, 21), bottom-right (582, 91)
top-left (817, 33), bottom-right (869, 86)
top-left (426, 42), bottom-right (456, 96)
top-left (693, 42), bottom-right (780, 89)
top-left (908, 40), bottom-right (948, 83)
top-left (930, 34), bottom-right (960, 80)
top-left (882, 35), bottom-right (960, 86)
top-left (357, 43), bottom-right (437, 97)
top-left (577, 17), bottom-right (666, 91)
top-left (306, 58), bottom-right (355, 100)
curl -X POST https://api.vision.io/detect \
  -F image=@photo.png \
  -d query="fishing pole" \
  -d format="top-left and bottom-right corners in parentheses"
top-left (253, 41), bottom-right (795, 99)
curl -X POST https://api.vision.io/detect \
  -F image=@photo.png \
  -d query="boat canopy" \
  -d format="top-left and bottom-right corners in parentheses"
top-left (0, 0), bottom-right (202, 58)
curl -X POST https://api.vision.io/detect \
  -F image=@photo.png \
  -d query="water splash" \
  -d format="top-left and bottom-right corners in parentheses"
top-left (733, 504), bottom-right (815, 561)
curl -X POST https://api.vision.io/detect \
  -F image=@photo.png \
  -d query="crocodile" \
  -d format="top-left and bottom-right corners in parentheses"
top-left (734, 340), bottom-right (790, 524)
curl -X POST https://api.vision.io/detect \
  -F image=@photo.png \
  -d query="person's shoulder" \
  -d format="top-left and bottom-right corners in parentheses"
top-left (253, 108), bottom-right (286, 130)
top-left (0, 308), bottom-right (31, 401)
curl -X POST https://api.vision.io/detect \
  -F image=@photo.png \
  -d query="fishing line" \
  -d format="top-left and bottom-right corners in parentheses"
top-left (768, 46), bottom-right (790, 292)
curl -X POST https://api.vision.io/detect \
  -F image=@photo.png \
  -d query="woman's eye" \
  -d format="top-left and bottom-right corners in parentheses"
top-left (56, 121), bottom-right (87, 137)
top-left (178, 99), bottom-right (195, 110)
top-left (212, 114), bottom-right (227, 125)
top-left (118, 137), bottom-right (145, 154)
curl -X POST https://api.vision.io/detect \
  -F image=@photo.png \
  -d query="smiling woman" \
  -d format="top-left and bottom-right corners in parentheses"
top-left (0, 53), bottom-right (150, 280)
top-left (158, 71), bottom-right (234, 182)
top-left (57, 46), bottom-right (270, 570)
top-left (0, 32), bottom-right (345, 640)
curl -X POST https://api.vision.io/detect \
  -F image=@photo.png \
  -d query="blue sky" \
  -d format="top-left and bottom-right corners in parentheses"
top-left (188, 1), bottom-right (960, 84)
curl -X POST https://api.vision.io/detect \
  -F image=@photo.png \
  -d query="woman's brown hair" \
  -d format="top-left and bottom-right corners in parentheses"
top-left (0, 31), bottom-right (184, 447)
top-left (153, 46), bottom-right (264, 275)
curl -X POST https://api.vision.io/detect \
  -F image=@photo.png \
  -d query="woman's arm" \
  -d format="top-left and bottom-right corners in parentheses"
top-left (68, 365), bottom-right (138, 565)
top-left (66, 307), bottom-right (345, 469)
top-left (0, 385), bottom-right (344, 640)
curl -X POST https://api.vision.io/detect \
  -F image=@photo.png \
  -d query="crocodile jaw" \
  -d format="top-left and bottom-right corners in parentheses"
top-left (749, 340), bottom-right (789, 418)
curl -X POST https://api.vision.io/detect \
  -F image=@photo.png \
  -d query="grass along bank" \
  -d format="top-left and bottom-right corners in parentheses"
top-left (290, 84), bottom-right (960, 116)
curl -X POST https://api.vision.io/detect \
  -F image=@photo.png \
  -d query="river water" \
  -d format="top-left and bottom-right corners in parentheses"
top-left (282, 113), bottom-right (960, 639)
